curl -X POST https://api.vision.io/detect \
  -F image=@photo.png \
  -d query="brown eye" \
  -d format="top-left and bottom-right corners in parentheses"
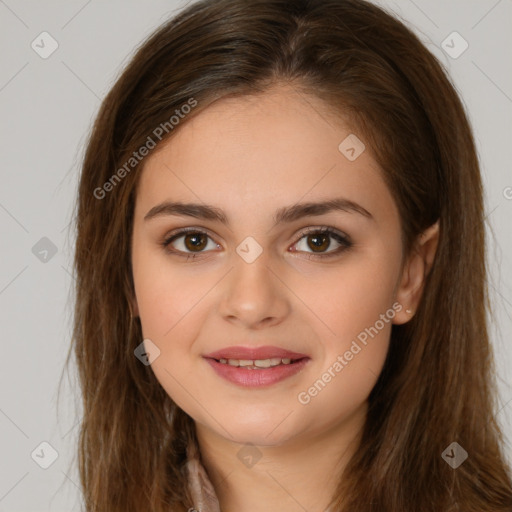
top-left (183, 232), bottom-right (208, 251)
top-left (291, 227), bottom-right (352, 258)
top-left (306, 233), bottom-right (331, 252)
top-left (163, 229), bottom-right (219, 256)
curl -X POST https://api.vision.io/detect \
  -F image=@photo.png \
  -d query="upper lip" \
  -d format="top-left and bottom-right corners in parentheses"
top-left (204, 345), bottom-right (309, 361)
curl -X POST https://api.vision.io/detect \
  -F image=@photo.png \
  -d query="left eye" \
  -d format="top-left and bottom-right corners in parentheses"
top-left (290, 228), bottom-right (352, 258)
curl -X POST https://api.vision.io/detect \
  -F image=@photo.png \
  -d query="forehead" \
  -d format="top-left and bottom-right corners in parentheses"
top-left (135, 86), bottom-right (393, 225)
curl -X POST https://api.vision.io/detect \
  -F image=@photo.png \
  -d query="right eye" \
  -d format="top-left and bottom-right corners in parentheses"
top-left (162, 228), bottom-right (221, 259)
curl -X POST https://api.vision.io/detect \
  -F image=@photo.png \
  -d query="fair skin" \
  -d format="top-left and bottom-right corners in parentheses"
top-left (130, 85), bottom-right (439, 512)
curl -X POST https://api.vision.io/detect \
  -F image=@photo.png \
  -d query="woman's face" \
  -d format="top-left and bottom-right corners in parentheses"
top-left (131, 85), bottom-right (410, 447)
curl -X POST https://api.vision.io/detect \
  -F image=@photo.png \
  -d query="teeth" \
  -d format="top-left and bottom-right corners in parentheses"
top-left (218, 357), bottom-right (294, 368)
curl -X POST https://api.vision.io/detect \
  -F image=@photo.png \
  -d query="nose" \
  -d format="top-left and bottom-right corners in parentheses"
top-left (218, 250), bottom-right (291, 330)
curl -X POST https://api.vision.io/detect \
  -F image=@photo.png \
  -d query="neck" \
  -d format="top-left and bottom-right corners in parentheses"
top-left (195, 402), bottom-right (367, 512)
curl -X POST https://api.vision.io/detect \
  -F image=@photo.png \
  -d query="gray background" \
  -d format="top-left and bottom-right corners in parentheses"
top-left (0, 0), bottom-right (511, 510)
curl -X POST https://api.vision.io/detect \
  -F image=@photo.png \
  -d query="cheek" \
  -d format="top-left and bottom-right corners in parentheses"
top-left (289, 246), bottom-right (400, 412)
top-left (132, 244), bottom-right (212, 343)
top-left (293, 274), bottom-right (396, 424)
top-left (289, 243), bottom-right (401, 351)
top-left (132, 253), bottom-right (213, 411)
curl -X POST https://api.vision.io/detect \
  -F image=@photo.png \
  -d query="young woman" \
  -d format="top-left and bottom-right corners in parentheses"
top-left (68, 0), bottom-right (512, 510)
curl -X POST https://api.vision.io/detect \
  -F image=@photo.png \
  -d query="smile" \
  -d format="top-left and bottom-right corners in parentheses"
top-left (204, 356), bottom-right (310, 387)
top-left (217, 357), bottom-right (295, 368)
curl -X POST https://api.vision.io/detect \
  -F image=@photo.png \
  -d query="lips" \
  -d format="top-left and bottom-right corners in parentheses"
top-left (205, 357), bottom-right (310, 387)
top-left (203, 345), bottom-right (309, 361)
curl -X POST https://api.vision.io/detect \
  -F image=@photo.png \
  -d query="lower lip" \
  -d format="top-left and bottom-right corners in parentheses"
top-left (204, 358), bottom-right (310, 387)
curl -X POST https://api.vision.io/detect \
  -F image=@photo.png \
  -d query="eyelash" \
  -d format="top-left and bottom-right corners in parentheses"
top-left (161, 226), bottom-right (353, 261)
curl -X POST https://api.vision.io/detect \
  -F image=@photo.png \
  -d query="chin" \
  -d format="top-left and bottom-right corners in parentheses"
top-left (218, 417), bottom-right (299, 446)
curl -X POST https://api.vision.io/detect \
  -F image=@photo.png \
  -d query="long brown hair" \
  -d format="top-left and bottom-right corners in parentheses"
top-left (65, 0), bottom-right (512, 510)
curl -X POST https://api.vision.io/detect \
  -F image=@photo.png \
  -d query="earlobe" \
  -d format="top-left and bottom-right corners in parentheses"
top-left (393, 220), bottom-right (440, 325)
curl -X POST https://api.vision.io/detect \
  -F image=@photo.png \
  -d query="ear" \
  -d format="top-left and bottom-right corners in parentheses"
top-left (393, 220), bottom-right (440, 325)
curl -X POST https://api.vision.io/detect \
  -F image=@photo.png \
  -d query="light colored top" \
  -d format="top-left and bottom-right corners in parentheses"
top-left (185, 436), bottom-right (221, 512)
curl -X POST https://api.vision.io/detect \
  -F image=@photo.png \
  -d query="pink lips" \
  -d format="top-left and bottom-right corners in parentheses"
top-left (203, 345), bottom-right (309, 361)
top-left (202, 345), bottom-right (311, 388)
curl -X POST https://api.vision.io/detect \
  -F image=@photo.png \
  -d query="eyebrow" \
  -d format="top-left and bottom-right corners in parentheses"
top-left (144, 198), bottom-right (373, 226)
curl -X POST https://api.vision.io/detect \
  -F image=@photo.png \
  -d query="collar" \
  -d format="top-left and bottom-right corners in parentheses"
top-left (185, 434), bottom-right (222, 512)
